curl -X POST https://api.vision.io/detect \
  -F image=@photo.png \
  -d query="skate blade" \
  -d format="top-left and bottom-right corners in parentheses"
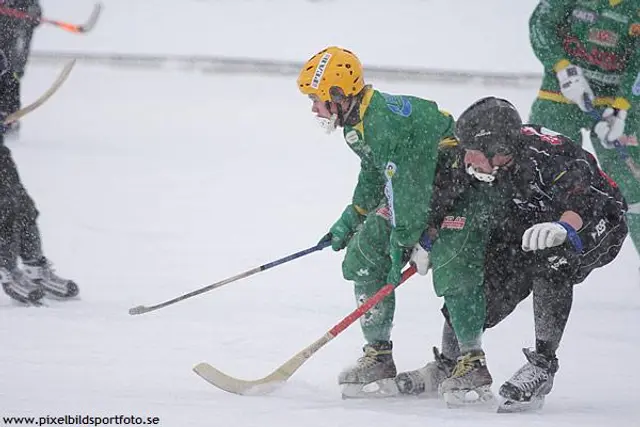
top-left (341, 379), bottom-right (399, 399)
top-left (443, 385), bottom-right (495, 408)
top-left (497, 396), bottom-right (545, 413)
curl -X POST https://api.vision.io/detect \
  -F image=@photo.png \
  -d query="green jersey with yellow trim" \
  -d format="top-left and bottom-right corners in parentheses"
top-left (342, 88), bottom-right (454, 248)
top-left (530, 0), bottom-right (640, 103)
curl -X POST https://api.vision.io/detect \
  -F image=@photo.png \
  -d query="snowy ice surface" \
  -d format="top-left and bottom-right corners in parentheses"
top-left (0, 1), bottom-right (638, 426)
top-left (34, 0), bottom-right (543, 73)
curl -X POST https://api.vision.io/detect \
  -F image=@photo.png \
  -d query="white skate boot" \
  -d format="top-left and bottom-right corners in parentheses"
top-left (439, 350), bottom-right (495, 407)
top-left (0, 267), bottom-right (44, 305)
top-left (497, 348), bottom-right (559, 413)
top-left (338, 341), bottom-right (398, 398)
top-left (395, 346), bottom-right (456, 397)
top-left (22, 258), bottom-right (79, 298)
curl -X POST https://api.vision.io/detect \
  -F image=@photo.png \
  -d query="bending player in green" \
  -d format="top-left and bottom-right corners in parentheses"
top-left (296, 46), bottom-right (455, 398)
top-left (528, 0), bottom-right (640, 260)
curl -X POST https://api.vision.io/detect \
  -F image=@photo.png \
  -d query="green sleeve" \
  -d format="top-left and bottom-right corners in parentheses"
top-left (529, 0), bottom-right (575, 70)
top-left (615, 36), bottom-right (640, 133)
top-left (352, 157), bottom-right (385, 213)
top-left (388, 107), bottom-right (455, 247)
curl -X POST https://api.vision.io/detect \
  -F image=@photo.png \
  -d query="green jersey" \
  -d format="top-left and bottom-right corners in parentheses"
top-left (342, 87), bottom-right (454, 248)
top-left (530, 0), bottom-right (640, 115)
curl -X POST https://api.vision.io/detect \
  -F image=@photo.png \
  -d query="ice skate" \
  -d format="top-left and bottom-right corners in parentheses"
top-left (395, 346), bottom-right (456, 397)
top-left (338, 341), bottom-right (398, 398)
top-left (497, 348), bottom-right (558, 413)
top-left (0, 267), bottom-right (44, 305)
top-left (22, 257), bottom-right (79, 299)
top-left (439, 350), bottom-right (494, 407)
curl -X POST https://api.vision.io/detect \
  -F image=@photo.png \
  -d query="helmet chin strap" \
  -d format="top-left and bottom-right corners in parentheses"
top-left (466, 164), bottom-right (498, 183)
top-left (317, 97), bottom-right (358, 134)
top-left (317, 114), bottom-right (339, 134)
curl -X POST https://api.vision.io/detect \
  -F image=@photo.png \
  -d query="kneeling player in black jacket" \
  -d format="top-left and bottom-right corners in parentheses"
top-left (396, 97), bottom-right (628, 412)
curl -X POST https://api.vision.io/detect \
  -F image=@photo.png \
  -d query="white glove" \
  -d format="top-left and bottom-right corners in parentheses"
top-left (594, 107), bottom-right (627, 149)
top-left (522, 222), bottom-right (567, 251)
top-left (557, 64), bottom-right (595, 112)
top-left (410, 243), bottom-right (431, 275)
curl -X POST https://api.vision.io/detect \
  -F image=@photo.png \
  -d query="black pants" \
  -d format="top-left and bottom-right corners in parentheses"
top-left (481, 216), bottom-right (628, 329)
top-left (0, 143), bottom-right (42, 269)
top-left (441, 216), bottom-right (628, 356)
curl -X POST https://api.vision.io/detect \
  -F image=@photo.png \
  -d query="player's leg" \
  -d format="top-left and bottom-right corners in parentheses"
top-left (338, 207), bottom-right (400, 397)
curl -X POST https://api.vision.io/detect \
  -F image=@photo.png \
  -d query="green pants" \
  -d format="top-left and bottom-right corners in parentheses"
top-left (430, 187), bottom-right (498, 351)
top-left (529, 97), bottom-right (640, 255)
top-left (342, 209), bottom-right (397, 344)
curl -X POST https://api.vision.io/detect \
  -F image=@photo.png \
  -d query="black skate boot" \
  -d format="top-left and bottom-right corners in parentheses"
top-left (22, 257), bottom-right (79, 299)
top-left (395, 346), bottom-right (456, 397)
top-left (0, 267), bottom-right (45, 305)
top-left (439, 350), bottom-right (494, 407)
top-left (338, 341), bottom-right (397, 398)
top-left (497, 348), bottom-right (559, 413)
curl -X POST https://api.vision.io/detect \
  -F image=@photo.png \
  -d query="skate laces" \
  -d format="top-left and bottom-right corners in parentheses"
top-left (508, 350), bottom-right (553, 393)
top-left (357, 345), bottom-right (391, 369)
top-left (451, 352), bottom-right (485, 378)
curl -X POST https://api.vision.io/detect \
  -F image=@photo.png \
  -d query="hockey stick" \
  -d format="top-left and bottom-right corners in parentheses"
top-left (3, 59), bottom-right (76, 126)
top-left (583, 96), bottom-right (640, 181)
top-left (128, 237), bottom-right (332, 316)
top-left (192, 265), bottom-right (417, 396)
top-left (0, 3), bottom-right (102, 34)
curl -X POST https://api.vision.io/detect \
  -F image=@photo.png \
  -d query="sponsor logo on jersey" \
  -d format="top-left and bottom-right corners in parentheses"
top-left (521, 126), bottom-right (564, 145)
top-left (384, 162), bottom-right (398, 226)
top-left (381, 93), bottom-right (412, 117)
top-left (629, 23), bottom-right (640, 36)
top-left (345, 130), bottom-right (359, 145)
top-left (375, 206), bottom-right (392, 221)
top-left (547, 255), bottom-right (569, 271)
top-left (572, 9), bottom-right (598, 23)
top-left (577, 0), bottom-right (599, 8)
top-left (601, 10), bottom-right (628, 23)
top-left (588, 28), bottom-right (619, 47)
top-left (583, 68), bottom-right (622, 85)
top-left (441, 216), bottom-right (466, 230)
top-left (563, 35), bottom-right (624, 71)
top-left (311, 53), bottom-right (331, 89)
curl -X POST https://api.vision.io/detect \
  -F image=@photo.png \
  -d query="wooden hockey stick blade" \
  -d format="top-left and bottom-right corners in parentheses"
top-left (193, 266), bottom-right (417, 396)
top-left (3, 59), bottom-right (76, 125)
top-left (193, 332), bottom-right (333, 396)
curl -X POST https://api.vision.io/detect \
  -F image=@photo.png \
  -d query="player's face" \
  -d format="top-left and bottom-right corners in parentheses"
top-left (310, 96), bottom-right (338, 119)
top-left (464, 149), bottom-right (513, 172)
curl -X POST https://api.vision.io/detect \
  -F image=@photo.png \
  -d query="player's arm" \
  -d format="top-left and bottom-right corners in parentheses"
top-left (595, 36), bottom-right (640, 148)
top-left (351, 157), bottom-right (385, 215)
top-left (529, 0), bottom-right (574, 71)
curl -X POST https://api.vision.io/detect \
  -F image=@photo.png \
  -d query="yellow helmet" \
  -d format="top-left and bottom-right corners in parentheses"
top-left (297, 46), bottom-right (365, 102)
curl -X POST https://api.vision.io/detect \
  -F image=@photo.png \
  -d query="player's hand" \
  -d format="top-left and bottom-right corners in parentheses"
top-left (594, 107), bottom-right (627, 149)
top-left (327, 204), bottom-right (364, 251)
top-left (409, 232), bottom-right (432, 275)
top-left (556, 64), bottom-right (594, 112)
top-left (522, 221), bottom-right (582, 252)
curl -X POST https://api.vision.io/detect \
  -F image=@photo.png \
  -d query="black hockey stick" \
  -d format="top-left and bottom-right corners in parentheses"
top-left (128, 237), bottom-right (332, 316)
top-left (0, 3), bottom-right (102, 34)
